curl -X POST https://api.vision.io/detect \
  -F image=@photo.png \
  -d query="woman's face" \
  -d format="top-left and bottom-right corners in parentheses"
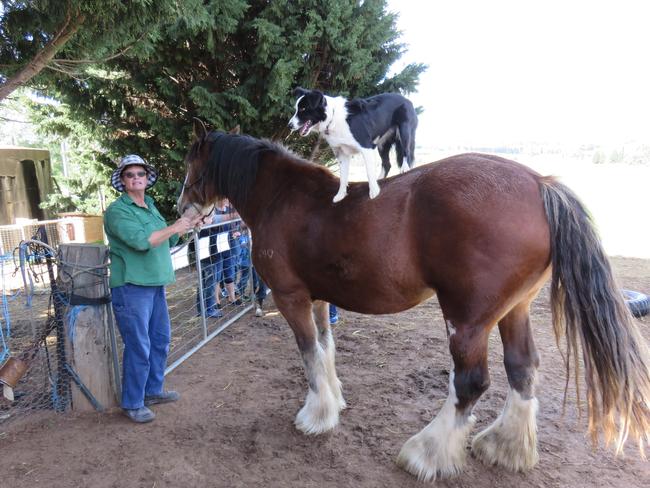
top-left (121, 165), bottom-right (148, 193)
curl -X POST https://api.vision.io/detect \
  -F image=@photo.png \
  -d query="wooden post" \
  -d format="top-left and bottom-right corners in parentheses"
top-left (59, 243), bottom-right (119, 412)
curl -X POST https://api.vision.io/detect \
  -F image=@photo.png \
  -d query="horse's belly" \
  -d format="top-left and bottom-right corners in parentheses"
top-left (332, 287), bottom-right (436, 315)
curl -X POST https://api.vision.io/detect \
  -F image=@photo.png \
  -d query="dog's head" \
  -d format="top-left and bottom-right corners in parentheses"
top-left (288, 87), bottom-right (327, 136)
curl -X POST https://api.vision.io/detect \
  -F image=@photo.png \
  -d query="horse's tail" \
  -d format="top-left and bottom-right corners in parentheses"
top-left (539, 176), bottom-right (650, 456)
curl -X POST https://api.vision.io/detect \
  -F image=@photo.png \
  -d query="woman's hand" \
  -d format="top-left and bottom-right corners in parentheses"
top-left (149, 215), bottom-right (205, 248)
top-left (172, 215), bottom-right (205, 233)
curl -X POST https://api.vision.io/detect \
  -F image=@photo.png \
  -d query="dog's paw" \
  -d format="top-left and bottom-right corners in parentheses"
top-left (332, 191), bottom-right (347, 203)
top-left (369, 185), bottom-right (380, 199)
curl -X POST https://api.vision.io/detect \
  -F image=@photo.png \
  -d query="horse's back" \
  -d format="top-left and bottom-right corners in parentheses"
top-left (410, 153), bottom-right (546, 224)
top-left (405, 153), bottom-right (551, 307)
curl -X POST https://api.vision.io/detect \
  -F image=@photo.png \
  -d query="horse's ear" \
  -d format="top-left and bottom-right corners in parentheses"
top-left (229, 125), bottom-right (241, 135)
top-left (292, 87), bottom-right (309, 98)
top-left (192, 117), bottom-right (208, 140)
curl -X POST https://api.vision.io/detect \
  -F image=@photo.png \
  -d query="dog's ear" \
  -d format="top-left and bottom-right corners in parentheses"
top-left (229, 124), bottom-right (241, 135)
top-left (292, 87), bottom-right (310, 98)
top-left (192, 117), bottom-right (208, 141)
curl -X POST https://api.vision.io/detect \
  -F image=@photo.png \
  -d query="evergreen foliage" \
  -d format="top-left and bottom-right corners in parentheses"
top-left (0, 1), bottom-right (185, 100)
top-left (2, 1), bottom-right (427, 218)
top-left (28, 99), bottom-right (114, 215)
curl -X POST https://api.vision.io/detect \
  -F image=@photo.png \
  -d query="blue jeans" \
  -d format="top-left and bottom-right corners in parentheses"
top-left (237, 262), bottom-right (252, 297)
top-left (239, 266), bottom-right (267, 301)
top-left (111, 284), bottom-right (171, 409)
top-left (219, 249), bottom-right (236, 284)
top-left (329, 304), bottom-right (338, 324)
top-left (196, 261), bottom-right (218, 315)
top-left (253, 270), bottom-right (268, 303)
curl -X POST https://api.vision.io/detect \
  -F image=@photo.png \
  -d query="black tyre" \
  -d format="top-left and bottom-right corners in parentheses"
top-left (622, 289), bottom-right (650, 318)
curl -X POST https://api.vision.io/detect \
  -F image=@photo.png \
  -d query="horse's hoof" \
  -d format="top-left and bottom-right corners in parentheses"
top-left (471, 426), bottom-right (539, 472)
top-left (471, 393), bottom-right (539, 472)
top-left (295, 388), bottom-right (340, 434)
top-left (332, 192), bottom-right (346, 203)
top-left (396, 434), bottom-right (465, 481)
top-left (295, 407), bottom-right (338, 435)
top-left (337, 396), bottom-right (347, 411)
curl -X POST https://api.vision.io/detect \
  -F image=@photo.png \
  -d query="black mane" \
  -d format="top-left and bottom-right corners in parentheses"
top-left (190, 131), bottom-right (282, 209)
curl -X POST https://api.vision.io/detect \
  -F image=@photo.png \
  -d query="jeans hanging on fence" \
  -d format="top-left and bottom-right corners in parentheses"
top-left (111, 284), bottom-right (171, 410)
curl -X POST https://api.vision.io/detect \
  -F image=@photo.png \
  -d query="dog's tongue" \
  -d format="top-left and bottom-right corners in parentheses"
top-left (300, 121), bottom-right (312, 136)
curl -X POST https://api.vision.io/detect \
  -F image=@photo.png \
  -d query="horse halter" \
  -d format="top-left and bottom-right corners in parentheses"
top-left (182, 161), bottom-right (210, 191)
top-left (183, 130), bottom-right (220, 191)
top-left (181, 148), bottom-right (215, 218)
top-left (182, 177), bottom-right (215, 218)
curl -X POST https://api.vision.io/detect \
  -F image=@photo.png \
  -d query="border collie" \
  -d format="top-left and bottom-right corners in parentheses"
top-left (288, 87), bottom-right (418, 202)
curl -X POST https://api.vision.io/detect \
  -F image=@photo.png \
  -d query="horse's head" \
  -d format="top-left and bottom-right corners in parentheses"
top-left (178, 122), bottom-right (261, 219)
top-left (177, 120), bottom-right (219, 219)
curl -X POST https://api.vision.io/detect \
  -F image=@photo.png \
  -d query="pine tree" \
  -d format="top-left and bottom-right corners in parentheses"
top-left (0, 0), bottom-right (189, 101)
top-left (5, 1), bottom-right (426, 218)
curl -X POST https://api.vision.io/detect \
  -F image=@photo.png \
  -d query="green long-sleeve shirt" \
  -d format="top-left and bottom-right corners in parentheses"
top-left (104, 193), bottom-right (179, 288)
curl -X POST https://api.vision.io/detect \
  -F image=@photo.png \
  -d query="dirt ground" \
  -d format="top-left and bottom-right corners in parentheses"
top-left (1, 256), bottom-right (649, 488)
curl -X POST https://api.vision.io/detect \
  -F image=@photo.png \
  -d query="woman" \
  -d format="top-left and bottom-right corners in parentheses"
top-left (104, 154), bottom-right (202, 423)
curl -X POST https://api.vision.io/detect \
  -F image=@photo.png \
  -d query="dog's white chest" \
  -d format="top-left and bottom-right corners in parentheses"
top-left (323, 128), bottom-right (361, 156)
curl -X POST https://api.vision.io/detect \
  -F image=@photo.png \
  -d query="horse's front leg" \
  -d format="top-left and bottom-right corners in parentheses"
top-left (274, 292), bottom-right (342, 434)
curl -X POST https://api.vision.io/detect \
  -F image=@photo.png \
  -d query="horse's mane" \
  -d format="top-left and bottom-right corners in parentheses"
top-left (190, 131), bottom-right (295, 209)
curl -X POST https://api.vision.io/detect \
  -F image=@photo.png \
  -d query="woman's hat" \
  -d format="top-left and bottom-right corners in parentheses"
top-left (110, 154), bottom-right (159, 192)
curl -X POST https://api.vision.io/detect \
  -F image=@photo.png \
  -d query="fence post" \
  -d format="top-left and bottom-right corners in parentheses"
top-left (58, 243), bottom-right (119, 412)
top-left (193, 229), bottom-right (208, 340)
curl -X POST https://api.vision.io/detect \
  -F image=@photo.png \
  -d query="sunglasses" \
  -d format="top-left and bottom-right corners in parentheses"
top-left (123, 170), bottom-right (147, 179)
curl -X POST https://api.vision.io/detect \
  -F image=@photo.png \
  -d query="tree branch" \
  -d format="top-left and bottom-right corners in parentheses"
top-left (0, 116), bottom-right (30, 124)
top-left (0, 10), bottom-right (86, 102)
top-left (51, 32), bottom-right (146, 66)
top-left (309, 134), bottom-right (323, 162)
top-left (45, 62), bottom-right (92, 82)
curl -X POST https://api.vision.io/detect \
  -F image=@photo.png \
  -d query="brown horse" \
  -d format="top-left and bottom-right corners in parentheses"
top-left (178, 131), bottom-right (650, 481)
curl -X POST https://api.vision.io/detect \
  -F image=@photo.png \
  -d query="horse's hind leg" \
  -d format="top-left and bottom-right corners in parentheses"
top-left (397, 319), bottom-right (490, 481)
top-left (313, 300), bottom-right (346, 410)
top-left (274, 292), bottom-right (341, 434)
top-left (472, 300), bottom-right (540, 471)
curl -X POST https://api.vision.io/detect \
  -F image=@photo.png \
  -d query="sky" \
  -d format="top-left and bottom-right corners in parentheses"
top-left (386, 0), bottom-right (650, 146)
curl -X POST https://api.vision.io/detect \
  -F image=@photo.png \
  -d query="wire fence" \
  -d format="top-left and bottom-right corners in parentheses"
top-left (0, 217), bottom-right (262, 425)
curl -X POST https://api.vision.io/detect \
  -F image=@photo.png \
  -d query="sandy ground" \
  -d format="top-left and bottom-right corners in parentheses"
top-left (0, 256), bottom-right (649, 488)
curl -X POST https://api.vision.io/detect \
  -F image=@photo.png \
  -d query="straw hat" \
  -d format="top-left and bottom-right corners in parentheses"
top-left (110, 154), bottom-right (158, 192)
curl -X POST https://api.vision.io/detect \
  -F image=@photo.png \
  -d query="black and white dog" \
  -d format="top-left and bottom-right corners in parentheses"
top-left (288, 87), bottom-right (418, 202)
